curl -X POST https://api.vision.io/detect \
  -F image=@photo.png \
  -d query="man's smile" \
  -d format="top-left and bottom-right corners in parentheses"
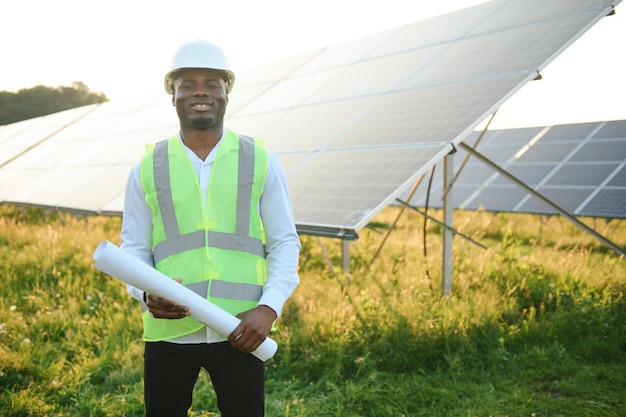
top-left (191, 102), bottom-right (212, 110)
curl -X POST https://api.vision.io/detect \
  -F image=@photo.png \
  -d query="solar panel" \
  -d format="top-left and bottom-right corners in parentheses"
top-left (0, 105), bottom-right (97, 166)
top-left (0, 0), bottom-right (621, 237)
top-left (407, 119), bottom-right (626, 219)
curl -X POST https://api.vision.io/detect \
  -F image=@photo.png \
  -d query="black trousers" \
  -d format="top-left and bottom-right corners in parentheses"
top-left (144, 341), bottom-right (265, 417)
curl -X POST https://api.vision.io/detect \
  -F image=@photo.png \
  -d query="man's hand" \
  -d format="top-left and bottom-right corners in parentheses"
top-left (228, 305), bottom-right (277, 353)
top-left (144, 278), bottom-right (189, 319)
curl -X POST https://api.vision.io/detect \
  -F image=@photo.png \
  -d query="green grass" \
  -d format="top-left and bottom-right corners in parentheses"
top-left (0, 204), bottom-right (624, 416)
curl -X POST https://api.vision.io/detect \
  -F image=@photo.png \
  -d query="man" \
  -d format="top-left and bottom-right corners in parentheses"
top-left (120, 40), bottom-right (301, 417)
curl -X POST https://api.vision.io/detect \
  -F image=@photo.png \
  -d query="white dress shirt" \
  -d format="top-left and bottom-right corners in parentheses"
top-left (120, 131), bottom-right (301, 344)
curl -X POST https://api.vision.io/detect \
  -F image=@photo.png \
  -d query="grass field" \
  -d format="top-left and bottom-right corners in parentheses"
top-left (0, 204), bottom-right (624, 416)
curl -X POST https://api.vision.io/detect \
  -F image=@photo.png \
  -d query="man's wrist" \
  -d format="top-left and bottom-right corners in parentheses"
top-left (258, 304), bottom-right (277, 319)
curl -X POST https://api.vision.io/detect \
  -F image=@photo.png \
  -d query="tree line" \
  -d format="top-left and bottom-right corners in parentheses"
top-left (0, 82), bottom-right (108, 125)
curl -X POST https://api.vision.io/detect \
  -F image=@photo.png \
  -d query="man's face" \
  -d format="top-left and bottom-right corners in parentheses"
top-left (172, 68), bottom-right (229, 130)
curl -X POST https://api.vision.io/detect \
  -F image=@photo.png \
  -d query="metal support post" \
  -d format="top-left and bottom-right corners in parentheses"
top-left (442, 152), bottom-right (454, 296)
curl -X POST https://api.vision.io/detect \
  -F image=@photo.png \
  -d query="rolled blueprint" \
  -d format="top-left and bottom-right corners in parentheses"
top-left (92, 240), bottom-right (277, 361)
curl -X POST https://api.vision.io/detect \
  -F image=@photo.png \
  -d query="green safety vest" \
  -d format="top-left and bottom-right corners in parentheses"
top-left (139, 130), bottom-right (269, 341)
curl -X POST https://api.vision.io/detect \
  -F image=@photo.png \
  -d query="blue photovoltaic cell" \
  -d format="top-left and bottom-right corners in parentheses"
top-left (475, 146), bottom-right (523, 164)
top-left (545, 164), bottom-right (620, 186)
top-left (607, 166), bottom-right (626, 187)
top-left (520, 188), bottom-right (595, 213)
top-left (569, 141), bottom-right (626, 162)
top-left (582, 190), bottom-right (626, 217)
top-left (592, 119), bottom-right (626, 139)
top-left (464, 186), bottom-right (530, 211)
top-left (452, 165), bottom-right (495, 184)
top-left (539, 122), bottom-right (600, 141)
top-left (491, 164), bottom-right (555, 186)
top-left (516, 142), bottom-right (580, 163)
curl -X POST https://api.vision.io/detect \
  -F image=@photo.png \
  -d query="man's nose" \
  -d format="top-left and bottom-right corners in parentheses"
top-left (193, 87), bottom-right (210, 96)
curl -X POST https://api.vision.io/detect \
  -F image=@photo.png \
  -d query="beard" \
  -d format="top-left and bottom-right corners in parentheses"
top-left (188, 115), bottom-right (215, 129)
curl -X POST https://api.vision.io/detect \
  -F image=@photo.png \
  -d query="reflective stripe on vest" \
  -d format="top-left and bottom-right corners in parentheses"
top-left (140, 280), bottom-right (263, 313)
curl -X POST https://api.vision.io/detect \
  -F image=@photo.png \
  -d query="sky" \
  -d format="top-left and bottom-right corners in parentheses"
top-left (2, 0), bottom-right (625, 129)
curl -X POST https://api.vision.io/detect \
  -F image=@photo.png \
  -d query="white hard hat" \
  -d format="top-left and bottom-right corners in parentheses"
top-left (164, 40), bottom-right (235, 94)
